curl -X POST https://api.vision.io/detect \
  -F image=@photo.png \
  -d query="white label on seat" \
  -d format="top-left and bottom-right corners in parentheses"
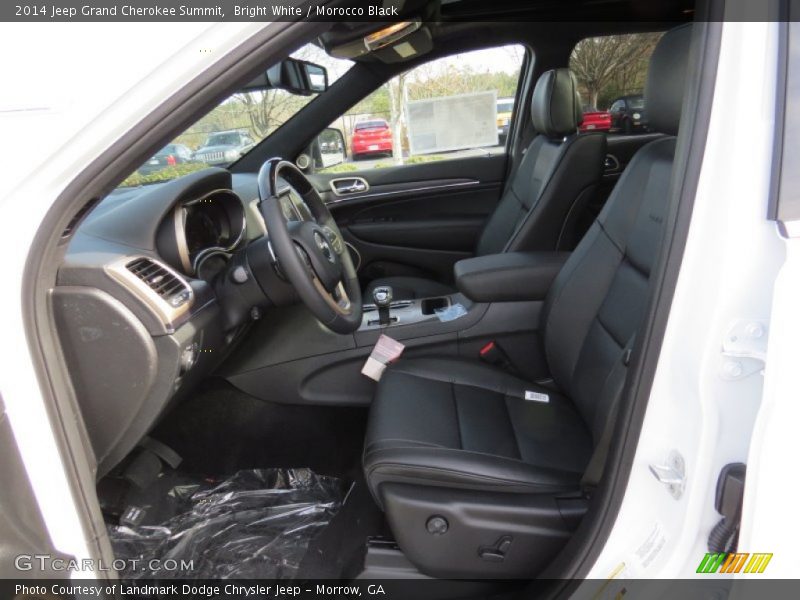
top-left (525, 390), bottom-right (550, 403)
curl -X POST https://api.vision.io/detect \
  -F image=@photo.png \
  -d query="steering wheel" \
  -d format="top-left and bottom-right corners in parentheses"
top-left (256, 158), bottom-right (362, 334)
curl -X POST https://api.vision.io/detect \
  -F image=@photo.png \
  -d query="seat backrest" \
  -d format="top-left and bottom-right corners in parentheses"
top-left (475, 68), bottom-right (607, 256)
top-left (541, 24), bottom-right (692, 441)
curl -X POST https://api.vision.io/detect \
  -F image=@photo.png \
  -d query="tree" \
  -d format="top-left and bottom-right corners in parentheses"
top-left (387, 72), bottom-right (408, 165)
top-left (233, 91), bottom-right (288, 138)
top-left (570, 33), bottom-right (661, 110)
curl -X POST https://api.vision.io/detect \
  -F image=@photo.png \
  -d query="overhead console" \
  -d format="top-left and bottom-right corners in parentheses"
top-left (317, 2), bottom-right (439, 63)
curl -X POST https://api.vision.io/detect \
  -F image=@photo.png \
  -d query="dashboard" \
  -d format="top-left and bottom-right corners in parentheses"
top-left (54, 168), bottom-right (259, 478)
top-left (53, 167), bottom-right (325, 479)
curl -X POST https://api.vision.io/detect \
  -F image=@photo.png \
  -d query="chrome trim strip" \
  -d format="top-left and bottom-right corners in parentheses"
top-left (193, 249), bottom-right (233, 275)
top-left (173, 204), bottom-right (191, 274)
top-left (345, 241), bottom-right (362, 272)
top-left (325, 180), bottom-right (480, 205)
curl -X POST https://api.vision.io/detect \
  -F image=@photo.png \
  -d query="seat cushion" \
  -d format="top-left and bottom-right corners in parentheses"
top-left (364, 276), bottom-right (455, 301)
top-left (364, 357), bottom-right (593, 504)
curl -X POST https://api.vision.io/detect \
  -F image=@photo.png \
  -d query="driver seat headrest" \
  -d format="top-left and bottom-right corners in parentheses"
top-left (531, 68), bottom-right (583, 139)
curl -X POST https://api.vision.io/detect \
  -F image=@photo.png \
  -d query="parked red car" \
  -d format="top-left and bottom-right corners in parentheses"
top-left (579, 110), bottom-right (612, 132)
top-left (351, 119), bottom-right (393, 159)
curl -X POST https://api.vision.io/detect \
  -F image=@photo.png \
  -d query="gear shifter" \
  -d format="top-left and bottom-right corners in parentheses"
top-left (372, 285), bottom-right (393, 326)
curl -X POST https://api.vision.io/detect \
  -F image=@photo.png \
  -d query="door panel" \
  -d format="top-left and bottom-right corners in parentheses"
top-left (309, 155), bottom-right (507, 285)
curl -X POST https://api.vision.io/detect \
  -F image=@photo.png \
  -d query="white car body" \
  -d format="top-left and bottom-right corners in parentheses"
top-left (0, 19), bottom-right (795, 582)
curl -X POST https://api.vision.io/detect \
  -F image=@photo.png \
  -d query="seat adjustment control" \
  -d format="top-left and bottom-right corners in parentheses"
top-left (426, 515), bottom-right (448, 535)
top-left (478, 535), bottom-right (512, 562)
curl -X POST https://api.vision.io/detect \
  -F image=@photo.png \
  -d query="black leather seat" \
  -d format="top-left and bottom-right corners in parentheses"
top-left (365, 68), bottom-right (606, 300)
top-left (363, 25), bottom-right (692, 578)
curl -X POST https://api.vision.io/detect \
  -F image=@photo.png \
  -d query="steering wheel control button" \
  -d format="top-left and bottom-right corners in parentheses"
top-left (322, 226), bottom-right (344, 254)
top-left (426, 515), bottom-right (449, 535)
top-left (314, 230), bottom-right (336, 263)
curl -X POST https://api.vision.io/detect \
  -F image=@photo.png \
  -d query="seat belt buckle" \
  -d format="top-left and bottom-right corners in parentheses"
top-left (479, 341), bottom-right (510, 368)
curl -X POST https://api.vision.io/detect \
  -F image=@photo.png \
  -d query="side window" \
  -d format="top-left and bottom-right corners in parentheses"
top-left (570, 33), bottom-right (664, 135)
top-left (319, 45), bottom-right (525, 173)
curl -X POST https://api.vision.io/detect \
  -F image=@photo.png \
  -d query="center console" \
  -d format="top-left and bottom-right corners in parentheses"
top-left (361, 291), bottom-right (452, 330)
top-left (223, 251), bottom-right (571, 407)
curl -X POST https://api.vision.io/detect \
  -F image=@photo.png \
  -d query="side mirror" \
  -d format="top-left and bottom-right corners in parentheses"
top-left (241, 58), bottom-right (329, 96)
top-left (307, 128), bottom-right (347, 171)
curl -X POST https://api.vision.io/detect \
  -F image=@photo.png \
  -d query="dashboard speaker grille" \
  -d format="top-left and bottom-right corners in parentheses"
top-left (126, 258), bottom-right (192, 307)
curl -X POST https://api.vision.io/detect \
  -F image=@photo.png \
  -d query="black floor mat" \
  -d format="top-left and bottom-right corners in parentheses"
top-left (105, 378), bottom-right (388, 579)
top-left (108, 468), bottom-right (349, 579)
top-left (298, 475), bottom-right (390, 579)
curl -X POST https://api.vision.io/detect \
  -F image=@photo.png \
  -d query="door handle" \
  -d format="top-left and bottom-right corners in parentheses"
top-left (330, 177), bottom-right (369, 196)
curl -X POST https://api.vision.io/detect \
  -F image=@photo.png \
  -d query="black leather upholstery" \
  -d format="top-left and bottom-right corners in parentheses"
top-left (645, 24), bottom-right (692, 136)
top-left (365, 68), bottom-right (606, 300)
top-left (531, 68), bottom-right (583, 138)
top-left (454, 251), bottom-right (569, 302)
top-left (475, 131), bottom-right (605, 256)
top-left (363, 26), bottom-right (693, 568)
top-left (364, 358), bottom-right (592, 502)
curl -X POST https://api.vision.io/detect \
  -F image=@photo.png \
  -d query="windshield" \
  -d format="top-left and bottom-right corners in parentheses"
top-left (628, 96), bottom-right (645, 109)
top-left (497, 101), bottom-right (514, 113)
top-left (119, 43), bottom-right (353, 188)
top-left (355, 120), bottom-right (388, 131)
top-left (203, 133), bottom-right (242, 147)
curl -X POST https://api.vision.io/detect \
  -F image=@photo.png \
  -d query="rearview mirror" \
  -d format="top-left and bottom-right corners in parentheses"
top-left (241, 58), bottom-right (329, 96)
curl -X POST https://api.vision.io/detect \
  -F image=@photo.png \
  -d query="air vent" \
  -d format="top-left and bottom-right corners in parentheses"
top-left (126, 258), bottom-right (192, 307)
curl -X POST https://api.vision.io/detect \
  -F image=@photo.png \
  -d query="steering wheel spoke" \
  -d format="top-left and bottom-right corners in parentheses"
top-left (257, 158), bottom-right (362, 333)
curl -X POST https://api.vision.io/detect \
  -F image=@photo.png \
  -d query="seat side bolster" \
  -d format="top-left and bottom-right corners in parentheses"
top-left (364, 446), bottom-right (581, 505)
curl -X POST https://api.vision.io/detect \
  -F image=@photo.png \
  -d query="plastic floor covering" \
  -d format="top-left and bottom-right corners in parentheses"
top-left (107, 468), bottom-right (349, 579)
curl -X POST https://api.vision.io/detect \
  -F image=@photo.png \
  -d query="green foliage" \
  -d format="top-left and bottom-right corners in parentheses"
top-left (405, 154), bottom-right (446, 164)
top-left (119, 163), bottom-right (211, 188)
top-left (570, 33), bottom-right (662, 110)
top-left (319, 162), bottom-right (359, 174)
top-left (406, 69), bottom-right (519, 102)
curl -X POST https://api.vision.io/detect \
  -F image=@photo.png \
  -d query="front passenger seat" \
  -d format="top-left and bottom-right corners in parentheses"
top-left (363, 24), bottom-right (692, 578)
top-left (365, 68), bottom-right (606, 300)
